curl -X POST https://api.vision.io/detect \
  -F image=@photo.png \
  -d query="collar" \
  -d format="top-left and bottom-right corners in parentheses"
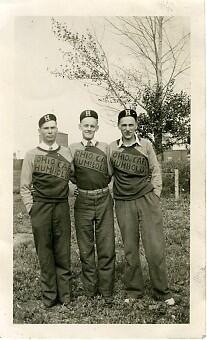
top-left (38, 142), bottom-right (59, 151)
top-left (81, 139), bottom-right (97, 147)
top-left (118, 134), bottom-right (141, 148)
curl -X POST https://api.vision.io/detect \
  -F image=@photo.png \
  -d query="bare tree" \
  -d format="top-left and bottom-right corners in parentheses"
top-left (109, 17), bottom-right (190, 97)
top-left (50, 16), bottom-right (190, 156)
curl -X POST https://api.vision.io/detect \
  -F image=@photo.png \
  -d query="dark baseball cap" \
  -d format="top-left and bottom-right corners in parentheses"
top-left (38, 114), bottom-right (57, 128)
top-left (80, 110), bottom-right (98, 122)
top-left (118, 109), bottom-right (137, 123)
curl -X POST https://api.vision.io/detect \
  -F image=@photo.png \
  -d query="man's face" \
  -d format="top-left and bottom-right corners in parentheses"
top-left (39, 120), bottom-right (58, 145)
top-left (79, 117), bottom-right (99, 140)
top-left (118, 116), bottom-right (137, 141)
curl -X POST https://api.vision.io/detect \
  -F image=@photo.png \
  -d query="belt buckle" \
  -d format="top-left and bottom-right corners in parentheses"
top-left (79, 187), bottom-right (108, 195)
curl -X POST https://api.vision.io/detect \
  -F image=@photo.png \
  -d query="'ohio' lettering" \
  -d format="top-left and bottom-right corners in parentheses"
top-left (74, 150), bottom-right (107, 174)
top-left (34, 155), bottom-right (70, 181)
top-left (112, 151), bottom-right (148, 176)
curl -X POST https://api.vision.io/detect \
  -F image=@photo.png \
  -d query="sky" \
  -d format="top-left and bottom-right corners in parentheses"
top-left (13, 16), bottom-right (190, 158)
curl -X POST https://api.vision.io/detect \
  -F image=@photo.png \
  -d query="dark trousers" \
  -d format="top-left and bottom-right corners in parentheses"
top-left (30, 201), bottom-right (72, 305)
top-left (115, 190), bottom-right (170, 300)
top-left (74, 191), bottom-right (115, 297)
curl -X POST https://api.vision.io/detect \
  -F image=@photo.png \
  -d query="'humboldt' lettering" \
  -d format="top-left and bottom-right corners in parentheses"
top-left (74, 150), bottom-right (107, 174)
top-left (112, 151), bottom-right (148, 176)
top-left (34, 155), bottom-right (70, 181)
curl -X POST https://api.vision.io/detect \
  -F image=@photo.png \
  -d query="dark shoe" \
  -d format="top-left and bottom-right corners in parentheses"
top-left (104, 296), bottom-right (114, 305)
top-left (43, 300), bottom-right (57, 309)
top-left (84, 287), bottom-right (97, 298)
top-left (85, 293), bottom-right (96, 299)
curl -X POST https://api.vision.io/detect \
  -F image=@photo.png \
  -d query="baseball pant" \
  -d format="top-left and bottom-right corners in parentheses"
top-left (115, 190), bottom-right (170, 300)
top-left (30, 201), bottom-right (72, 306)
top-left (74, 191), bottom-right (115, 297)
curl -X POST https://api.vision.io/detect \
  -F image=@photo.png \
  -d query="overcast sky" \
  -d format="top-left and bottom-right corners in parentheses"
top-left (13, 16), bottom-right (190, 158)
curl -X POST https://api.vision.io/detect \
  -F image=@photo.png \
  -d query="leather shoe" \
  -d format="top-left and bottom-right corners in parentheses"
top-left (104, 296), bottom-right (113, 305)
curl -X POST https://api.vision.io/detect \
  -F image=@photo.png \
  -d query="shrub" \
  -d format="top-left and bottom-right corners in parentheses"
top-left (161, 160), bottom-right (190, 196)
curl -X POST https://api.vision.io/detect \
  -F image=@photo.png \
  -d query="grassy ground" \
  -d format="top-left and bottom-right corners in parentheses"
top-left (13, 170), bottom-right (190, 324)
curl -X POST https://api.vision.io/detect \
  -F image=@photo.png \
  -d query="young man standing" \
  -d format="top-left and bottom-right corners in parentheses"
top-left (20, 114), bottom-right (73, 308)
top-left (109, 109), bottom-right (175, 306)
top-left (69, 110), bottom-right (115, 304)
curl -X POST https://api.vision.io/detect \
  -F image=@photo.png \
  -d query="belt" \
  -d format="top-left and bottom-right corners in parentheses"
top-left (78, 187), bottom-right (109, 195)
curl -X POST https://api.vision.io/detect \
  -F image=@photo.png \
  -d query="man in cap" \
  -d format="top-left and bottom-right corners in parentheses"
top-left (108, 109), bottom-right (175, 306)
top-left (69, 110), bottom-right (115, 305)
top-left (20, 113), bottom-right (73, 308)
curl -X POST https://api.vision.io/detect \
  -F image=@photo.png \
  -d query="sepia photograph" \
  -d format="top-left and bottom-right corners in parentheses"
top-left (0, 0), bottom-right (206, 339)
top-left (13, 15), bottom-right (191, 325)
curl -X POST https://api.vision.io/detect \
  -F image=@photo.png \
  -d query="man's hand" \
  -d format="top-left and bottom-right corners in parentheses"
top-left (74, 186), bottom-right (79, 197)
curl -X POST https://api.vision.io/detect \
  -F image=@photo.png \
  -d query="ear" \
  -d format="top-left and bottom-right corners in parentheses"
top-left (95, 124), bottom-right (99, 132)
top-left (78, 123), bottom-right (82, 130)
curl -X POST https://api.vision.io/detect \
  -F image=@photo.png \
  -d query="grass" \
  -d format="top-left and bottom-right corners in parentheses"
top-left (13, 170), bottom-right (190, 324)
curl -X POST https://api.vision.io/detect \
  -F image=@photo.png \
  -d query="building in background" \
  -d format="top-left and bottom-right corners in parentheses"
top-left (163, 144), bottom-right (189, 162)
top-left (161, 133), bottom-right (190, 162)
top-left (55, 132), bottom-right (68, 147)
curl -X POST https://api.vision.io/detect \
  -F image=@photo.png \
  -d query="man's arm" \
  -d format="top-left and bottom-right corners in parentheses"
top-left (68, 145), bottom-right (77, 185)
top-left (20, 152), bottom-right (34, 214)
top-left (147, 140), bottom-right (162, 197)
top-left (106, 144), bottom-right (114, 179)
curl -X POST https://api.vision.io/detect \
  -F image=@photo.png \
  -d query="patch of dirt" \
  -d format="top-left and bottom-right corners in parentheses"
top-left (13, 233), bottom-right (33, 248)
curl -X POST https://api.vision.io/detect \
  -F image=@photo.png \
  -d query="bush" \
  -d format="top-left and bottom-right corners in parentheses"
top-left (161, 160), bottom-right (190, 196)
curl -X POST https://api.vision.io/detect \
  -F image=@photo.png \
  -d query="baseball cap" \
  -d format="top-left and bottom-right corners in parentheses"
top-left (38, 114), bottom-right (57, 128)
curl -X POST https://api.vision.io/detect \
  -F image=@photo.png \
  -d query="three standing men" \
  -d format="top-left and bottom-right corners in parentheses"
top-left (109, 109), bottom-right (174, 305)
top-left (20, 109), bottom-right (174, 308)
top-left (69, 110), bottom-right (115, 304)
top-left (20, 114), bottom-right (73, 308)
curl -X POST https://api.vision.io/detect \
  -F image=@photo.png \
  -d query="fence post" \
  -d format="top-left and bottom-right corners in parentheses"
top-left (175, 169), bottom-right (179, 201)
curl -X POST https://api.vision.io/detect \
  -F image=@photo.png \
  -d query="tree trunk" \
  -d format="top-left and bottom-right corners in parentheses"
top-left (156, 17), bottom-right (163, 161)
top-left (154, 128), bottom-right (163, 161)
top-left (157, 17), bottom-right (163, 87)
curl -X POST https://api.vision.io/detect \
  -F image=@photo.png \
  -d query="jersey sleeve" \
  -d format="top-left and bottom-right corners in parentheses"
top-left (20, 151), bottom-right (34, 213)
top-left (68, 145), bottom-right (77, 184)
top-left (106, 144), bottom-right (114, 178)
top-left (147, 141), bottom-right (162, 197)
top-left (107, 144), bottom-right (114, 177)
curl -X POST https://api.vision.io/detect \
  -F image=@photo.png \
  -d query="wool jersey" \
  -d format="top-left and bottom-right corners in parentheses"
top-left (69, 141), bottom-right (111, 190)
top-left (109, 137), bottom-right (162, 200)
top-left (20, 146), bottom-right (73, 212)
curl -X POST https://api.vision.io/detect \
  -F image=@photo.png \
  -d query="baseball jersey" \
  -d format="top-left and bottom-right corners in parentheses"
top-left (69, 141), bottom-right (111, 190)
top-left (20, 146), bottom-right (73, 213)
top-left (109, 137), bottom-right (162, 200)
